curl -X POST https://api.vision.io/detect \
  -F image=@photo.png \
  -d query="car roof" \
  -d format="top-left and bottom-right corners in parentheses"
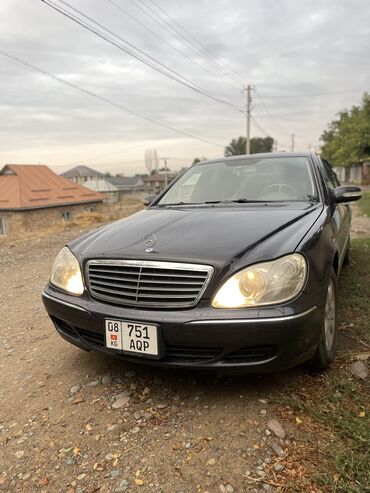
top-left (194, 152), bottom-right (316, 166)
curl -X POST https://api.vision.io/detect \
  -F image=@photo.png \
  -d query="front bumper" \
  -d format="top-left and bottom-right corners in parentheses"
top-left (42, 284), bottom-right (323, 372)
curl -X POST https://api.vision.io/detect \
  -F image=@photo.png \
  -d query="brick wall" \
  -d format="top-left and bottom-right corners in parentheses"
top-left (0, 202), bottom-right (102, 235)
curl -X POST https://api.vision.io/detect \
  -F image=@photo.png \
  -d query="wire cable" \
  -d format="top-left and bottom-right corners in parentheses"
top-left (0, 49), bottom-right (225, 149)
top-left (106, 0), bottom-right (242, 92)
top-left (41, 0), bottom-right (244, 113)
top-left (143, 0), bottom-right (245, 85)
top-left (260, 89), bottom-right (366, 99)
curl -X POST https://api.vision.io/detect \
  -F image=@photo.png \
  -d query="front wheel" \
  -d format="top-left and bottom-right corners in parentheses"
top-left (309, 268), bottom-right (338, 371)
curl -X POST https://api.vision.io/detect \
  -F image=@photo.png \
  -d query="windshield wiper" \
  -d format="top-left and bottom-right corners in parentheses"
top-left (156, 202), bottom-right (201, 207)
top-left (205, 198), bottom-right (272, 204)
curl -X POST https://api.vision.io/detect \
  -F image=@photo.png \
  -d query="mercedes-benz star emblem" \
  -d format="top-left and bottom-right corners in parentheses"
top-left (144, 233), bottom-right (157, 252)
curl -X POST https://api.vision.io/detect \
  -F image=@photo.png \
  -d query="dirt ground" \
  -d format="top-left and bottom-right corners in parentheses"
top-left (0, 205), bottom-right (369, 493)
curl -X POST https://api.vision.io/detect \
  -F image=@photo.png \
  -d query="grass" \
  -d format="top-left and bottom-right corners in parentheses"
top-left (338, 237), bottom-right (370, 343)
top-left (358, 191), bottom-right (370, 218)
top-left (282, 377), bottom-right (369, 492)
top-left (276, 239), bottom-right (370, 492)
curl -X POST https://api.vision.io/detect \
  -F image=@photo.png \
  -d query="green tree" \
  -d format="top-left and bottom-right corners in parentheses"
top-left (320, 93), bottom-right (370, 166)
top-left (192, 156), bottom-right (207, 164)
top-left (224, 136), bottom-right (274, 156)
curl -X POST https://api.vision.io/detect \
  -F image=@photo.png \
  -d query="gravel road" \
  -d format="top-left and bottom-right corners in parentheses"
top-left (1, 205), bottom-right (369, 493)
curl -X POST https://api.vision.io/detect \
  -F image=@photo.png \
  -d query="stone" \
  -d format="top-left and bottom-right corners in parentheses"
top-left (260, 409), bottom-right (267, 415)
top-left (86, 380), bottom-right (100, 387)
top-left (112, 396), bottom-right (131, 409)
top-left (219, 485), bottom-right (226, 493)
top-left (267, 419), bottom-right (286, 439)
top-left (115, 390), bottom-right (130, 398)
top-left (102, 374), bottom-right (112, 385)
top-left (115, 479), bottom-right (129, 492)
top-left (157, 404), bottom-right (168, 409)
top-left (274, 463), bottom-right (285, 472)
top-left (207, 458), bottom-right (216, 466)
top-left (15, 450), bottom-right (24, 459)
top-left (70, 384), bottom-right (81, 394)
top-left (77, 473), bottom-right (86, 480)
top-left (225, 485), bottom-right (234, 493)
top-left (271, 441), bottom-right (285, 457)
top-left (350, 361), bottom-right (368, 380)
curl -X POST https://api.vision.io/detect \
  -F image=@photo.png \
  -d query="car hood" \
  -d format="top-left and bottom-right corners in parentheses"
top-left (70, 203), bottom-right (323, 268)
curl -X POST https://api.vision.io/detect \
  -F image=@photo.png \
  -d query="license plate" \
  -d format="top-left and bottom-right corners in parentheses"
top-left (105, 319), bottom-right (159, 356)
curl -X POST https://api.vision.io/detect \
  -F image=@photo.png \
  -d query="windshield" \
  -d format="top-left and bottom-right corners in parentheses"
top-left (157, 156), bottom-right (318, 205)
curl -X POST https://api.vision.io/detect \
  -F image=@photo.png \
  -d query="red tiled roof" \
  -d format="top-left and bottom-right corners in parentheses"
top-left (0, 164), bottom-right (103, 210)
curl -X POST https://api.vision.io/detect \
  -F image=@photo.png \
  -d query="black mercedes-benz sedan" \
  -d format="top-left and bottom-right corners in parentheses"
top-left (42, 153), bottom-right (362, 372)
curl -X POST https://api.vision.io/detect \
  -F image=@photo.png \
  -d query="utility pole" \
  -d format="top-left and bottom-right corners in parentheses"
top-left (244, 84), bottom-right (252, 154)
top-left (159, 157), bottom-right (170, 187)
top-left (291, 134), bottom-right (295, 152)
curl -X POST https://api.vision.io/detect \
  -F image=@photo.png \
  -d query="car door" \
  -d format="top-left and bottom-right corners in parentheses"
top-left (321, 158), bottom-right (351, 265)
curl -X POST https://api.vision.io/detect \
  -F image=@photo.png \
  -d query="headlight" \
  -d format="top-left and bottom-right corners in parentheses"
top-left (212, 253), bottom-right (307, 308)
top-left (50, 247), bottom-right (84, 295)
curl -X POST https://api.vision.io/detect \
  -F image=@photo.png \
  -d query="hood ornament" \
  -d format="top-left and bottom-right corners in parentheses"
top-left (144, 233), bottom-right (157, 252)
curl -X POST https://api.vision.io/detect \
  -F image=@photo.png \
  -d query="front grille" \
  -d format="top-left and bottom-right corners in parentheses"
top-left (86, 260), bottom-right (213, 308)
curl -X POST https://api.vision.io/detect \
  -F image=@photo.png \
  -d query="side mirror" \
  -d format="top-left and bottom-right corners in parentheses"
top-left (333, 186), bottom-right (362, 203)
top-left (143, 195), bottom-right (156, 206)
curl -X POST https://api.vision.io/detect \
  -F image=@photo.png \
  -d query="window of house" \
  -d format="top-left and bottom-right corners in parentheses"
top-left (62, 211), bottom-right (71, 221)
top-left (0, 217), bottom-right (6, 235)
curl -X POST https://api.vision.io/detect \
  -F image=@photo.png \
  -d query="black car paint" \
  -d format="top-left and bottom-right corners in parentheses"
top-left (42, 153), bottom-right (354, 371)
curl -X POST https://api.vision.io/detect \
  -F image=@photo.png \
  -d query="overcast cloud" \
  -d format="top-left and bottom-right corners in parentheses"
top-left (0, 0), bottom-right (369, 175)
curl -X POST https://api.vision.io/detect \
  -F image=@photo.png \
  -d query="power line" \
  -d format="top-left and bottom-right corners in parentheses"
top-left (254, 88), bottom-right (315, 147)
top-left (250, 115), bottom-right (272, 138)
top-left (0, 49), bottom-right (225, 149)
top-left (106, 0), bottom-right (241, 92)
top-left (260, 89), bottom-right (367, 99)
top-left (128, 0), bottom-right (244, 87)
top-left (63, 143), bottom-right (143, 167)
top-left (41, 0), bottom-right (244, 113)
top-left (254, 88), bottom-right (290, 138)
top-left (144, 0), bottom-right (245, 85)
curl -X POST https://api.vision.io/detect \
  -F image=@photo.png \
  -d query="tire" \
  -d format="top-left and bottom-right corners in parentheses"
top-left (309, 268), bottom-right (338, 371)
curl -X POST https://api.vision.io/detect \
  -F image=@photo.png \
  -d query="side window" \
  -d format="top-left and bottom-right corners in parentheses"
top-left (321, 159), bottom-right (340, 190)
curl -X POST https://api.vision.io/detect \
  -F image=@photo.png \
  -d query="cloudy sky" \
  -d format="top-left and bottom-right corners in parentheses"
top-left (0, 0), bottom-right (369, 175)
